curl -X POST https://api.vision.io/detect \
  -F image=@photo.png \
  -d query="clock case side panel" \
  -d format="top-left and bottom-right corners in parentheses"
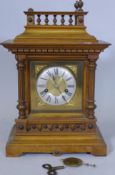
top-left (15, 55), bottom-right (97, 135)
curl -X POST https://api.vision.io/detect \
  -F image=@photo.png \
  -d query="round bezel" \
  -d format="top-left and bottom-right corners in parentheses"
top-left (36, 66), bottom-right (77, 106)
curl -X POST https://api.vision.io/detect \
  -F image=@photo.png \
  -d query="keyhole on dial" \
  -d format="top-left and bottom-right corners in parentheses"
top-left (44, 89), bottom-right (48, 93)
top-left (65, 89), bottom-right (68, 93)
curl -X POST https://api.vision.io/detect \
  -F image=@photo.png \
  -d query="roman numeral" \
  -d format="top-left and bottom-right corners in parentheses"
top-left (55, 97), bottom-right (58, 104)
top-left (54, 68), bottom-right (58, 75)
top-left (65, 91), bottom-right (72, 97)
top-left (62, 95), bottom-right (67, 102)
top-left (61, 72), bottom-right (65, 77)
top-left (47, 71), bottom-right (52, 78)
top-left (38, 84), bottom-right (46, 88)
top-left (67, 85), bottom-right (75, 88)
top-left (66, 77), bottom-right (72, 81)
top-left (46, 95), bottom-right (51, 102)
top-left (40, 77), bottom-right (47, 81)
top-left (40, 89), bottom-right (48, 97)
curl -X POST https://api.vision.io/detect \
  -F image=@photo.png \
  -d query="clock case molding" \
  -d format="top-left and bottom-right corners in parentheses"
top-left (2, 0), bottom-right (110, 157)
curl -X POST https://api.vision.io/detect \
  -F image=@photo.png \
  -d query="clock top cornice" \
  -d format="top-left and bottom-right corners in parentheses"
top-left (14, 0), bottom-right (96, 44)
top-left (1, 0), bottom-right (110, 52)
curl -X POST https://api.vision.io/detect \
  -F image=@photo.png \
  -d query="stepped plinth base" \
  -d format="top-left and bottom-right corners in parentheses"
top-left (6, 125), bottom-right (107, 157)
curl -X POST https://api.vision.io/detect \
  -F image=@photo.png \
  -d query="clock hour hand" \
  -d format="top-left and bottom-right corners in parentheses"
top-left (52, 75), bottom-right (57, 85)
top-left (52, 75), bottom-right (55, 81)
top-left (56, 86), bottom-right (62, 94)
top-left (49, 75), bottom-right (56, 86)
top-left (56, 77), bottom-right (63, 87)
top-left (51, 76), bottom-right (62, 94)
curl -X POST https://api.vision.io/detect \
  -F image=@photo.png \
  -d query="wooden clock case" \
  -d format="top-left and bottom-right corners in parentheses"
top-left (2, 1), bottom-right (110, 157)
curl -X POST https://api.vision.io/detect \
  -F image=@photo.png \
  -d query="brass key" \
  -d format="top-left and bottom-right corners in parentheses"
top-left (42, 164), bottom-right (65, 175)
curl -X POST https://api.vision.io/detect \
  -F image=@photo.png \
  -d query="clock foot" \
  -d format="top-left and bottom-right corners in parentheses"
top-left (52, 151), bottom-right (63, 157)
top-left (91, 146), bottom-right (107, 156)
top-left (6, 149), bottom-right (23, 157)
top-left (6, 126), bottom-right (23, 157)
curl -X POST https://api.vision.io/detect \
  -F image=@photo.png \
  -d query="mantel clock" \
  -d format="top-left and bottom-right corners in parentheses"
top-left (2, 0), bottom-right (110, 157)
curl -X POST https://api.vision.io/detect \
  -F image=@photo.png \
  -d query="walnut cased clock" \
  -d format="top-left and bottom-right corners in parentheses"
top-left (1, 0), bottom-right (110, 157)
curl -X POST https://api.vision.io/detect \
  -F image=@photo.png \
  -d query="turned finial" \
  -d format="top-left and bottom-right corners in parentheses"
top-left (74, 0), bottom-right (84, 11)
top-left (28, 8), bottom-right (34, 12)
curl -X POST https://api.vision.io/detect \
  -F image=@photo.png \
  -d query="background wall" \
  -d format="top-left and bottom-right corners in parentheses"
top-left (0, 0), bottom-right (115, 175)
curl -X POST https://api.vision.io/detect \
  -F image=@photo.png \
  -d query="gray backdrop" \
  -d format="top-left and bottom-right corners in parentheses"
top-left (0, 0), bottom-right (115, 175)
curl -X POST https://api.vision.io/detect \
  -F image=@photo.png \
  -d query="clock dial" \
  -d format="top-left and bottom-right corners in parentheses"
top-left (37, 66), bottom-right (76, 105)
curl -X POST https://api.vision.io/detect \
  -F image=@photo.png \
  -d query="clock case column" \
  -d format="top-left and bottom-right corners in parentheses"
top-left (16, 55), bottom-right (26, 120)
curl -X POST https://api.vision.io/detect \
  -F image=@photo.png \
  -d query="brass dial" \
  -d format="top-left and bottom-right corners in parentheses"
top-left (37, 66), bottom-right (76, 105)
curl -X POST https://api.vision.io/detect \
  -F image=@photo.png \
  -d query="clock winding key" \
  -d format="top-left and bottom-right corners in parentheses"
top-left (42, 164), bottom-right (65, 175)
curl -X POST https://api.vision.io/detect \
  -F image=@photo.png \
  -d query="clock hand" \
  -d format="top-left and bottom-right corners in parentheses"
top-left (56, 77), bottom-right (63, 87)
top-left (52, 75), bottom-right (56, 82)
top-left (52, 75), bottom-right (59, 87)
top-left (57, 86), bottom-right (62, 94)
top-left (49, 74), bottom-right (57, 86)
top-left (50, 75), bottom-right (64, 95)
top-left (49, 76), bottom-right (56, 86)
top-left (52, 77), bottom-right (62, 94)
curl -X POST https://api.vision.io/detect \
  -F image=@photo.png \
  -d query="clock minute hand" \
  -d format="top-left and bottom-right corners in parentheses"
top-left (52, 75), bottom-right (62, 94)
top-left (52, 75), bottom-right (56, 82)
top-left (49, 74), bottom-right (56, 86)
top-left (57, 77), bottom-right (63, 87)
